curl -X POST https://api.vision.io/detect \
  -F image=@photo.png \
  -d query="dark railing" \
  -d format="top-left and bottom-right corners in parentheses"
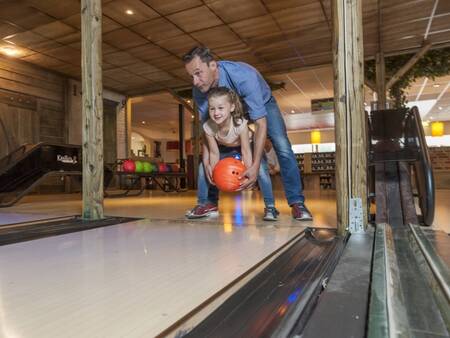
top-left (409, 107), bottom-right (435, 226)
top-left (367, 107), bottom-right (435, 226)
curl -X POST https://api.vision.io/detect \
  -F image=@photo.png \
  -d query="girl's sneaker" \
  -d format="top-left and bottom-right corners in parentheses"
top-left (263, 207), bottom-right (279, 221)
top-left (185, 203), bottom-right (218, 219)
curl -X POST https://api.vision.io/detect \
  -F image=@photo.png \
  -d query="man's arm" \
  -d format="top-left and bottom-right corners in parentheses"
top-left (201, 133), bottom-right (213, 184)
top-left (239, 125), bottom-right (253, 169)
top-left (204, 133), bottom-right (220, 185)
top-left (240, 117), bottom-right (266, 189)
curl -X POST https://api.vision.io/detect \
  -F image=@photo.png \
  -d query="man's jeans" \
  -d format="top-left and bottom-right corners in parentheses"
top-left (197, 146), bottom-right (275, 207)
top-left (197, 96), bottom-right (304, 206)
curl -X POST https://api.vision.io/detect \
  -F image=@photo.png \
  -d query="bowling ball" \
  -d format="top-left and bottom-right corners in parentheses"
top-left (158, 163), bottom-right (166, 172)
top-left (123, 159), bottom-right (135, 173)
top-left (165, 163), bottom-right (172, 172)
top-left (151, 162), bottom-right (158, 173)
top-left (143, 162), bottom-right (152, 173)
top-left (135, 161), bottom-right (144, 173)
top-left (213, 157), bottom-right (246, 192)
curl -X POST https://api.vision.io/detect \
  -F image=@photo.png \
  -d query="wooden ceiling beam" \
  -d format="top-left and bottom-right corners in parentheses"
top-left (318, 0), bottom-right (331, 32)
top-left (386, 39), bottom-right (432, 90)
top-left (167, 88), bottom-right (195, 114)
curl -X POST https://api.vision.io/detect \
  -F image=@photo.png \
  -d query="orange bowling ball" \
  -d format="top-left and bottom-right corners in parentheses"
top-left (213, 157), bottom-right (246, 192)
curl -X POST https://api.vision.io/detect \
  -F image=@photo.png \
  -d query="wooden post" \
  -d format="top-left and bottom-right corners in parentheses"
top-left (178, 104), bottom-right (185, 168)
top-left (81, 0), bottom-right (103, 220)
top-left (376, 52), bottom-right (387, 109)
top-left (332, 0), bottom-right (367, 234)
top-left (178, 104), bottom-right (186, 188)
top-left (126, 98), bottom-right (132, 157)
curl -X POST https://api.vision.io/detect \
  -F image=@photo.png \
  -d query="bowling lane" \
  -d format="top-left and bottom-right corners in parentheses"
top-left (0, 212), bottom-right (76, 225)
top-left (0, 218), bottom-right (303, 338)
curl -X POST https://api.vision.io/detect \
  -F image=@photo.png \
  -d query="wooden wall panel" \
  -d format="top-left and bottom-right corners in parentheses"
top-left (0, 55), bottom-right (66, 157)
top-left (0, 102), bottom-right (39, 158)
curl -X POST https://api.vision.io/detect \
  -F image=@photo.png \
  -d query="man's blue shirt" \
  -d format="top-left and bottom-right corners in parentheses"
top-left (192, 61), bottom-right (272, 122)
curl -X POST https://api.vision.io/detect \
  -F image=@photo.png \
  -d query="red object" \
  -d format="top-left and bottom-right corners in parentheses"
top-left (158, 163), bottom-right (167, 172)
top-left (122, 159), bottom-right (136, 172)
top-left (213, 158), bottom-right (246, 192)
top-left (171, 163), bottom-right (180, 172)
top-left (166, 141), bottom-right (179, 150)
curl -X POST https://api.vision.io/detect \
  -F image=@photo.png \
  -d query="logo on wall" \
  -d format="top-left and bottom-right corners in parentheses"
top-left (57, 155), bottom-right (78, 164)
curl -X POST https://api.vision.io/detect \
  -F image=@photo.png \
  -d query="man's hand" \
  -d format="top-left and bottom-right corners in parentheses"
top-left (205, 164), bottom-right (215, 185)
top-left (239, 164), bottom-right (259, 189)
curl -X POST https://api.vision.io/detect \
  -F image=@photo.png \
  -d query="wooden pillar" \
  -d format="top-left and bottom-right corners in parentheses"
top-left (81, 0), bottom-right (103, 220)
top-left (376, 52), bottom-right (387, 109)
top-left (126, 98), bottom-right (132, 157)
top-left (178, 104), bottom-right (185, 168)
top-left (178, 104), bottom-right (186, 189)
top-left (332, 0), bottom-right (367, 234)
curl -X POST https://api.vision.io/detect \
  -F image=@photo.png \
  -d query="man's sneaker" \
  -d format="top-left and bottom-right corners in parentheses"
top-left (291, 203), bottom-right (313, 221)
top-left (185, 203), bottom-right (218, 219)
top-left (263, 206), bottom-right (280, 221)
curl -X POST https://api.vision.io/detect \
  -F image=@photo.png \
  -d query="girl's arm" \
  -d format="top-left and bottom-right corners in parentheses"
top-left (240, 128), bottom-right (253, 169)
top-left (205, 133), bottom-right (220, 184)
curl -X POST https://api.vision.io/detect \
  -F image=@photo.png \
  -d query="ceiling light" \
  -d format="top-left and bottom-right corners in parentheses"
top-left (433, 84), bottom-right (440, 88)
top-left (0, 46), bottom-right (19, 57)
top-left (125, 9), bottom-right (134, 15)
top-left (141, 121), bottom-right (146, 124)
top-left (438, 106), bottom-right (443, 110)
top-left (291, 110), bottom-right (295, 114)
top-left (191, 115), bottom-right (194, 118)
top-left (187, 100), bottom-right (191, 104)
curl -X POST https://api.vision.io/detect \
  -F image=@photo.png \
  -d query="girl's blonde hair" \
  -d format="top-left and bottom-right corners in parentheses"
top-left (207, 87), bottom-right (245, 126)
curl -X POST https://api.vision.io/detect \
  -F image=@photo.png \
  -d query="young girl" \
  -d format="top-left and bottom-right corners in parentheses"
top-left (199, 86), bottom-right (278, 221)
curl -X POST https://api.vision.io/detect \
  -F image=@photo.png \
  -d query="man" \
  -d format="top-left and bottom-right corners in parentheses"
top-left (183, 46), bottom-right (312, 221)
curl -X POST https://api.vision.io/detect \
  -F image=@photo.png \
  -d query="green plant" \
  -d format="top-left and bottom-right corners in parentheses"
top-left (365, 47), bottom-right (450, 107)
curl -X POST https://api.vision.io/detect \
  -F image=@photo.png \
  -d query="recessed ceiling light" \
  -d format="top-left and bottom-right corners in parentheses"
top-left (291, 110), bottom-right (295, 114)
top-left (125, 9), bottom-right (134, 15)
top-left (141, 121), bottom-right (146, 124)
top-left (438, 106), bottom-right (443, 110)
top-left (0, 46), bottom-right (19, 57)
top-left (187, 100), bottom-right (191, 104)
top-left (191, 115), bottom-right (194, 118)
top-left (433, 84), bottom-right (440, 88)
